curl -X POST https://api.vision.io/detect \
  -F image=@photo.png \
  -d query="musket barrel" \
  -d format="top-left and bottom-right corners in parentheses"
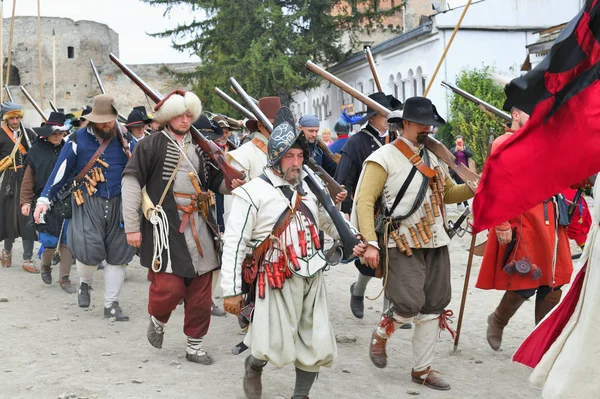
top-left (91, 58), bottom-right (128, 123)
top-left (214, 87), bottom-right (257, 121)
top-left (20, 85), bottom-right (48, 122)
top-left (229, 77), bottom-right (273, 131)
top-left (441, 81), bottom-right (511, 123)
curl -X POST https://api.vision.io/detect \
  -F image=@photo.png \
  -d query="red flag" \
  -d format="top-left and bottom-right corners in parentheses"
top-left (472, 0), bottom-right (600, 233)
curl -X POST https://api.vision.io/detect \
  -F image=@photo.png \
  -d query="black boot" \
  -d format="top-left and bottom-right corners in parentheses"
top-left (78, 282), bottom-right (91, 308)
top-left (104, 301), bottom-right (129, 321)
top-left (41, 265), bottom-right (52, 285)
top-left (350, 283), bottom-right (364, 319)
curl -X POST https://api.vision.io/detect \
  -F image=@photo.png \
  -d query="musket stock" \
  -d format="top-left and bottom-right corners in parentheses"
top-left (109, 53), bottom-right (245, 187)
top-left (365, 47), bottom-right (382, 92)
top-left (306, 60), bottom-right (479, 192)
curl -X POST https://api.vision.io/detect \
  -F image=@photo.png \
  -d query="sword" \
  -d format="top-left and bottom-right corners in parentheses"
top-left (447, 207), bottom-right (471, 239)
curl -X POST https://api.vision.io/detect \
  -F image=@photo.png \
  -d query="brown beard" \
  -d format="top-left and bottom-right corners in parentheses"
top-left (417, 132), bottom-right (429, 144)
top-left (92, 124), bottom-right (117, 141)
top-left (168, 124), bottom-right (189, 136)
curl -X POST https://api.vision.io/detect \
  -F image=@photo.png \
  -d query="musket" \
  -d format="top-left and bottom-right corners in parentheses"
top-left (305, 61), bottom-right (480, 192)
top-left (110, 53), bottom-right (245, 188)
top-left (90, 59), bottom-right (128, 124)
top-left (49, 100), bottom-right (58, 113)
top-left (316, 138), bottom-right (341, 164)
top-left (214, 87), bottom-right (257, 121)
top-left (228, 77), bottom-right (358, 261)
top-left (4, 85), bottom-right (33, 148)
top-left (365, 47), bottom-right (382, 92)
top-left (228, 77), bottom-right (345, 199)
top-left (19, 85), bottom-right (48, 122)
top-left (441, 81), bottom-right (511, 123)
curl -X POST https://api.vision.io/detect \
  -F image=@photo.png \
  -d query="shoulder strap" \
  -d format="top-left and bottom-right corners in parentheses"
top-left (3, 125), bottom-right (26, 156)
top-left (251, 137), bottom-right (268, 155)
top-left (385, 166), bottom-right (418, 217)
top-left (392, 138), bottom-right (436, 178)
top-left (75, 137), bottom-right (110, 183)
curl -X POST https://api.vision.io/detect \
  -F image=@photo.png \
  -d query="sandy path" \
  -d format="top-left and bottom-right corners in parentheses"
top-left (2, 205), bottom-right (580, 399)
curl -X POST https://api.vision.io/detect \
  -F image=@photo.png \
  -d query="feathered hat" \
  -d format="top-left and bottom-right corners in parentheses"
top-left (153, 90), bottom-right (202, 125)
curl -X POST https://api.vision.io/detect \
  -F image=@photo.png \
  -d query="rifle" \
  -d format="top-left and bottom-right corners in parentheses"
top-left (90, 59), bottom-right (128, 124)
top-left (109, 53), bottom-right (245, 188)
top-left (4, 85), bottom-right (33, 149)
top-left (441, 81), bottom-right (511, 124)
top-left (306, 60), bottom-right (480, 192)
top-left (19, 85), bottom-right (48, 122)
top-left (228, 77), bottom-right (344, 200)
top-left (228, 77), bottom-right (358, 261)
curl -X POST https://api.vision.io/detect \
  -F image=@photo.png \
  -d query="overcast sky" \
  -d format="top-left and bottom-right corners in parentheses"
top-left (2, 0), bottom-right (201, 64)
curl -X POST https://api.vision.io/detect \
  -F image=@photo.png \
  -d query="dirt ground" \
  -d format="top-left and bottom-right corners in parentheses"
top-left (0, 205), bottom-right (583, 399)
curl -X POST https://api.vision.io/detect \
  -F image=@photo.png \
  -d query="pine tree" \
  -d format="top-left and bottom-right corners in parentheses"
top-left (141, 0), bottom-right (402, 116)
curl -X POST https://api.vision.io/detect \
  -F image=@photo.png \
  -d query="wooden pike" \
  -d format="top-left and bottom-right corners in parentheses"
top-left (453, 232), bottom-right (478, 352)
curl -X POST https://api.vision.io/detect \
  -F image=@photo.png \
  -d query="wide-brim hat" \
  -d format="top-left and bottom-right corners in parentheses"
top-left (33, 123), bottom-right (70, 138)
top-left (193, 114), bottom-right (223, 141)
top-left (211, 115), bottom-right (230, 129)
top-left (126, 106), bottom-right (153, 127)
top-left (80, 106), bottom-right (92, 121)
top-left (245, 97), bottom-right (281, 131)
top-left (153, 90), bottom-right (202, 125)
top-left (356, 92), bottom-right (394, 125)
top-left (388, 96), bottom-right (446, 127)
top-left (85, 94), bottom-right (119, 124)
top-left (45, 111), bottom-right (67, 126)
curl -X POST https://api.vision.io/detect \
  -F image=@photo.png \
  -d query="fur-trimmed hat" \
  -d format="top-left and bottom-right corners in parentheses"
top-left (153, 90), bottom-right (202, 125)
top-left (1, 102), bottom-right (24, 120)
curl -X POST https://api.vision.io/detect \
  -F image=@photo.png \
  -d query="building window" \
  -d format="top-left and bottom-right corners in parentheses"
top-left (67, 46), bottom-right (75, 59)
top-left (6, 64), bottom-right (20, 85)
top-left (401, 81), bottom-right (406, 101)
top-left (422, 76), bottom-right (427, 95)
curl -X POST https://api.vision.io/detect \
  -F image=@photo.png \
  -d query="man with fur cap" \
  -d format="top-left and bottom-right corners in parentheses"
top-left (122, 90), bottom-right (244, 364)
top-left (33, 94), bottom-right (136, 320)
top-left (354, 97), bottom-right (473, 390)
top-left (20, 112), bottom-right (75, 292)
top-left (0, 102), bottom-right (38, 272)
top-left (221, 107), bottom-right (366, 399)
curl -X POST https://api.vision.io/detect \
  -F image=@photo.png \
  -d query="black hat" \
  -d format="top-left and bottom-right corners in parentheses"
top-left (80, 106), bottom-right (92, 121)
top-left (126, 106), bottom-right (152, 127)
top-left (388, 96), bottom-right (445, 127)
top-left (387, 95), bottom-right (403, 111)
top-left (193, 114), bottom-right (223, 141)
top-left (357, 92), bottom-right (394, 125)
top-left (33, 120), bottom-right (69, 138)
top-left (46, 112), bottom-right (67, 126)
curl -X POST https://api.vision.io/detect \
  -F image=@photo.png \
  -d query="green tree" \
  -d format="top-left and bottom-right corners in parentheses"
top-left (140, 0), bottom-right (402, 116)
top-left (448, 66), bottom-right (507, 169)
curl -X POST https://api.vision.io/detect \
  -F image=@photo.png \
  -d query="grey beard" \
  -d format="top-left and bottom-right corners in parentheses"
top-left (283, 168), bottom-right (302, 186)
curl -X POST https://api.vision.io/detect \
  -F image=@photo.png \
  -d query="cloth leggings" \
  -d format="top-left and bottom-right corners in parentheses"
top-left (514, 285), bottom-right (563, 302)
top-left (4, 238), bottom-right (34, 260)
top-left (41, 245), bottom-right (73, 280)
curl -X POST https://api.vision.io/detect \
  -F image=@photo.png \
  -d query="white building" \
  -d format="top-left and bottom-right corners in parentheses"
top-left (291, 0), bottom-right (582, 131)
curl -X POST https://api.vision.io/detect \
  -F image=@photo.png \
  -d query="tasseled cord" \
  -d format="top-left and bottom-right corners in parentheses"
top-left (150, 205), bottom-right (172, 274)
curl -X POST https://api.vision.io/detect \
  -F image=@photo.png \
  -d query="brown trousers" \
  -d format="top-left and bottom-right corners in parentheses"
top-left (384, 246), bottom-right (452, 318)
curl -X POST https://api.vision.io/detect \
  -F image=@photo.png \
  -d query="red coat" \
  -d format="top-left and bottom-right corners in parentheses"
top-left (476, 132), bottom-right (573, 291)
top-left (562, 188), bottom-right (592, 246)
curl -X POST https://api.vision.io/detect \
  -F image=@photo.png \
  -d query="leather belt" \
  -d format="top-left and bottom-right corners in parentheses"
top-left (392, 139), bottom-right (436, 178)
top-left (175, 192), bottom-right (204, 257)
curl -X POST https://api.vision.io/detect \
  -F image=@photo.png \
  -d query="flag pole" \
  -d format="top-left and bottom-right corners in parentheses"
top-left (37, 0), bottom-right (44, 105)
top-left (0, 0), bottom-right (4, 103)
top-left (5, 0), bottom-right (16, 87)
top-left (424, 0), bottom-right (472, 97)
top-left (453, 231), bottom-right (477, 352)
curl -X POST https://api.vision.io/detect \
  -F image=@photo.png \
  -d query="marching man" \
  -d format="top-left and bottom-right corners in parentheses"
top-left (122, 90), bottom-right (244, 364)
top-left (221, 109), bottom-right (366, 399)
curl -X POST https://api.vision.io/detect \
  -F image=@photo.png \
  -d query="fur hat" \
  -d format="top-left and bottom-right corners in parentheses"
top-left (153, 90), bottom-right (202, 125)
top-left (1, 102), bottom-right (24, 120)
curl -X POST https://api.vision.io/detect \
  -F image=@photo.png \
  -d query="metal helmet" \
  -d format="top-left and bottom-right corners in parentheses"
top-left (267, 107), bottom-right (309, 172)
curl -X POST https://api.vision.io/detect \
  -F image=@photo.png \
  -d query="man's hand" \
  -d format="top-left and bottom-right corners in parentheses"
top-left (363, 245), bottom-right (380, 269)
top-left (33, 204), bottom-right (49, 224)
top-left (495, 227), bottom-right (512, 246)
top-left (223, 295), bottom-right (244, 316)
top-left (353, 239), bottom-right (368, 258)
top-left (21, 204), bottom-right (31, 217)
top-left (230, 178), bottom-right (246, 189)
top-left (127, 232), bottom-right (142, 248)
top-left (335, 186), bottom-right (347, 204)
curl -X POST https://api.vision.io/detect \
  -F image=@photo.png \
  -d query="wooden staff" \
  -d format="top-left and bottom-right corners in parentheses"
top-left (52, 29), bottom-right (56, 105)
top-left (365, 46), bottom-right (382, 92)
top-left (5, 0), bottom-right (16, 85)
top-left (1, 0), bottom-right (4, 102)
top-left (37, 0), bottom-right (44, 104)
top-left (423, 0), bottom-right (473, 96)
top-left (454, 232), bottom-right (478, 352)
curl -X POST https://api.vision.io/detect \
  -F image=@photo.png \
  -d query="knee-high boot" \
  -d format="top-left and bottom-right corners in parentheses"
top-left (486, 291), bottom-right (527, 351)
top-left (535, 290), bottom-right (562, 324)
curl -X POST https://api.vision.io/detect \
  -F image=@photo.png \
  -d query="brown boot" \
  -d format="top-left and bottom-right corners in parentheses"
top-left (1, 249), bottom-right (12, 268)
top-left (243, 356), bottom-right (265, 399)
top-left (486, 291), bottom-right (527, 351)
top-left (369, 330), bottom-right (388, 368)
top-left (535, 290), bottom-right (562, 324)
top-left (411, 367), bottom-right (451, 391)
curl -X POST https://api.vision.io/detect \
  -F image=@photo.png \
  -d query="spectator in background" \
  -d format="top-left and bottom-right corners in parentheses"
top-left (450, 135), bottom-right (475, 210)
top-left (320, 128), bottom-right (334, 146)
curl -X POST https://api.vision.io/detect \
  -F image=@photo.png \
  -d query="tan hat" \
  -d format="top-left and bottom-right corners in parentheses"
top-left (85, 94), bottom-right (119, 124)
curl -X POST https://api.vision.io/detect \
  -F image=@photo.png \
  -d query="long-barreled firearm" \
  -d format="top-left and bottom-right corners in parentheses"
top-left (316, 136), bottom-right (341, 164)
top-left (49, 100), bottom-right (58, 113)
top-left (441, 81), bottom-right (511, 124)
top-left (229, 77), bottom-right (358, 260)
top-left (4, 85), bottom-right (33, 148)
top-left (365, 47), bottom-right (382, 92)
top-left (90, 59), bottom-right (128, 124)
top-left (307, 60), bottom-right (480, 192)
top-left (228, 77), bottom-right (345, 199)
top-left (19, 85), bottom-right (48, 122)
top-left (214, 87), bottom-right (257, 121)
top-left (110, 53), bottom-right (245, 188)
